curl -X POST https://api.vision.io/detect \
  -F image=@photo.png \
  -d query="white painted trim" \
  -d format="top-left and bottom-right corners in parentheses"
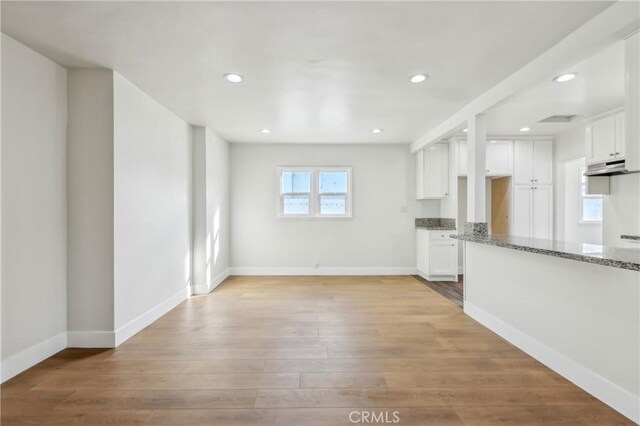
top-left (1, 332), bottom-right (67, 382)
top-left (410, 2), bottom-right (640, 152)
top-left (114, 286), bottom-right (190, 346)
top-left (464, 302), bottom-right (640, 424)
top-left (193, 268), bottom-right (231, 294)
top-left (230, 267), bottom-right (417, 276)
top-left (68, 331), bottom-right (115, 348)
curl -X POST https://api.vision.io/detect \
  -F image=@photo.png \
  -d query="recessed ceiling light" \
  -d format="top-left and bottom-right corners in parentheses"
top-left (372, 128), bottom-right (383, 134)
top-left (410, 74), bottom-right (429, 83)
top-left (553, 73), bottom-right (576, 83)
top-left (224, 73), bottom-right (243, 83)
top-left (261, 128), bottom-right (271, 134)
top-left (462, 128), bottom-right (469, 133)
top-left (520, 127), bottom-right (531, 132)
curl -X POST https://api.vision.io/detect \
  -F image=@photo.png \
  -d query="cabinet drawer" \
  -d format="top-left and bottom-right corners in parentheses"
top-left (429, 231), bottom-right (455, 240)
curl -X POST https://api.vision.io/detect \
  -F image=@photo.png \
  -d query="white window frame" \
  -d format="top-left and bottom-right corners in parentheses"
top-left (277, 167), bottom-right (352, 218)
top-left (579, 166), bottom-right (603, 224)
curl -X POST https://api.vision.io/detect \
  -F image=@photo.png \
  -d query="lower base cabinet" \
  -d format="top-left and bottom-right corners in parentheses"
top-left (417, 229), bottom-right (458, 281)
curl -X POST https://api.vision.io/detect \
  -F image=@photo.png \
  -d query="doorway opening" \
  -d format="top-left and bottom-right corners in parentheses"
top-left (490, 177), bottom-right (511, 236)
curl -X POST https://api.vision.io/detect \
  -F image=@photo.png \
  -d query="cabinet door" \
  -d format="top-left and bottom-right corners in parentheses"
top-left (429, 240), bottom-right (457, 276)
top-left (486, 140), bottom-right (513, 176)
top-left (615, 112), bottom-right (625, 159)
top-left (512, 185), bottom-right (533, 238)
top-left (533, 140), bottom-right (553, 184)
top-left (458, 140), bottom-right (468, 176)
top-left (591, 115), bottom-right (616, 162)
top-left (533, 185), bottom-right (553, 240)
top-left (416, 150), bottom-right (425, 199)
top-left (423, 144), bottom-right (449, 198)
top-left (416, 229), bottom-right (429, 274)
top-left (513, 140), bottom-right (534, 185)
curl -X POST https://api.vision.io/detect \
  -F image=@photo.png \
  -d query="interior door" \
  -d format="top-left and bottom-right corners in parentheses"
top-left (533, 185), bottom-right (553, 240)
top-left (491, 177), bottom-right (511, 236)
top-left (512, 185), bottom-right (533, 238)
top-left (513, 140), bottom-right (534, 185)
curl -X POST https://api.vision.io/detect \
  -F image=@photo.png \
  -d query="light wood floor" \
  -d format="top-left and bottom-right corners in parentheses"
top-left (1, 276), bottom-right (633, 425)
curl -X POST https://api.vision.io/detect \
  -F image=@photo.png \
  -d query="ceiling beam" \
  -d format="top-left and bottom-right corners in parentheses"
top-left (410, 1), bottom-right (640, 153)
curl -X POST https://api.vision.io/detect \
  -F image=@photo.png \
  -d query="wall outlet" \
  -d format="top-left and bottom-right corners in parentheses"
top-left (400, 206), bottom-right (407, 213)
top-left (314, 263), bottom-right (320, 269)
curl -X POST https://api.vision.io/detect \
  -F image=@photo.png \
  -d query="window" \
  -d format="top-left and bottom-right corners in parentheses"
top-left (278, 167), bottom-right (352, 217)
top-left (580, 167), bottom-right (603, 223)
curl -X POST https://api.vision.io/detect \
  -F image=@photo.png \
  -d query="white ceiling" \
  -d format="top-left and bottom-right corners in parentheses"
top-left (481, 39), bottom-right (625, 137)
top-left (1, 1), bottom-right (613, 144)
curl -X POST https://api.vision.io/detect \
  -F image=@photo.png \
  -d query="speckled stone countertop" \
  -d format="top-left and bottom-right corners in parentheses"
top-left (415, 218), bottom-right (456, 230)
top-left (621, 235), bottom-right (640, 241)
top-left (452, 234), bottom-right (640, 272)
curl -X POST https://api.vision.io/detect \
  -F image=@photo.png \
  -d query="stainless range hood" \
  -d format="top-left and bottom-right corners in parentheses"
top-left (584, 159), bottom-right (627, 176)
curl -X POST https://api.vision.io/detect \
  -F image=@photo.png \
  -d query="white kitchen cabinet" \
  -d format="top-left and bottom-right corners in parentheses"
top-left (532, 185), bottom-right (553, 240)
top-left (429, 240), bottom-right (458, 276)
top-left (457, 139), bottom-right (513, 177)
top-left (416, 229), bottom-right (458, 281)
top-left (512, 184), bottom-right (553, 240)
top-left (486, 140), bottom-right (513, 176)
top-left (512, 185), bottom-right (533, 237)
top-left (513, 139), bottom-right (553, 185)
top-left (586, 111), bottom-right (625, 164)
top-left (416, 143), bottom-right (449, 199)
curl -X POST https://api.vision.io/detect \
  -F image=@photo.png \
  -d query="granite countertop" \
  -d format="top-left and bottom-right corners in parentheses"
top-left (621, 235), bottom-right (640, 241)
top-left (451, 234), bottom-right (640, 272)
top-left (415, 218), bottom-right (456, 231)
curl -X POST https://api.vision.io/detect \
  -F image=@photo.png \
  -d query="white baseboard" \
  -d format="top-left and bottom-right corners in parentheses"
top-left (464, 302), bottom-right (640, 424)
top-left (1, 332), bottom-right (67, 382)
top-left (193, 268), bottom-right (231, 294)
top-left (68, 331), bottom-right (115, 348)
top-left (229, 267), bottom-right (417, 276)
top-left (114, 286), bottom-right (190, 346)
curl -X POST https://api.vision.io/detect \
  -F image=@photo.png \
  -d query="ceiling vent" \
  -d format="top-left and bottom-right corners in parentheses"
top-left (538, 115), bottom-right (576, 123)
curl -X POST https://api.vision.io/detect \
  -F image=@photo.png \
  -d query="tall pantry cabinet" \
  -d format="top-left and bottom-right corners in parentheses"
top-left (512, 140), bottom-right (553, 240)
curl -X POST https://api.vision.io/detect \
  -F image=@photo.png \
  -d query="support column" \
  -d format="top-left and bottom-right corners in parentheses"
top-left (466, 114), bottom-right (488, 236)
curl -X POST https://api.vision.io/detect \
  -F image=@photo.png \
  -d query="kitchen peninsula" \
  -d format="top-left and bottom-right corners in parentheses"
top-left (454, 233), bottom-right (640, 423)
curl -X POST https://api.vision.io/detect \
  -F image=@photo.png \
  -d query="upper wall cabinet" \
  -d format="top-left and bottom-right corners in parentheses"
top-left (486, 140), bottom-right (513, 176)
top-left (416, 143), bottom-right (449, 199)
top-left (513, 140), bottom-right (553, 185)
top-left (457, 139), bottom-right (513, 176)
top-left (585, 111), bottom-right (625, 164)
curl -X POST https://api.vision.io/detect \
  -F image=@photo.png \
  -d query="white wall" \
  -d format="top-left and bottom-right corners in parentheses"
top-left (113, 73), bottom-right (193, 330)
top-left (1, 34), bottom-right (68, 378)
top-left (231, 143), bottom-right (434, 273)
top-left (67, 69), bottom-right (115, 339)
top-left (192, 127), bottom-right (230, 293)
top-left (560, 158), bottom-right (602, 244)
top-left (603, 173), bottom-right (640, 247)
